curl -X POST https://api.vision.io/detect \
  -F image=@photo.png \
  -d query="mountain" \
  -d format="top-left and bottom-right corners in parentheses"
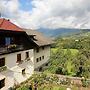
top-left (37, 28), bottom-right (90, 38)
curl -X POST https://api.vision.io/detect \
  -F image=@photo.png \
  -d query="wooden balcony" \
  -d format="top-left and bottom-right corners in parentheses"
top-left (0, 44), bottom-right (24, 55)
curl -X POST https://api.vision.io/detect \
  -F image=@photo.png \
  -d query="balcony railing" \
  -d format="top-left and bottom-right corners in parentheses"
top-left (0, 44), bottom-right (24, 55)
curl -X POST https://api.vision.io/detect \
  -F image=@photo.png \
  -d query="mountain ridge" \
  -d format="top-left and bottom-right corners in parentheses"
top-left (37, 28), bottom-right (90, 37)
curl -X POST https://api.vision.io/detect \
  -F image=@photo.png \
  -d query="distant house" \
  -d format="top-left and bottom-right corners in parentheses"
top-left (0, 18), bottom-right (52, 89)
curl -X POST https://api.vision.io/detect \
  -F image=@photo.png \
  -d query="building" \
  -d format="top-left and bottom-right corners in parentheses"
top-left (0, 18), bottom-right (52, 90)
top-left (24, 29), bottom-right (52, 71)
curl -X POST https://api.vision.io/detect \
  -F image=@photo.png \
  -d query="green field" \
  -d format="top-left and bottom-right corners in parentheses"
top-left (52, 48), bottom-right (79, 56)
top-left (44, 48), bottom-right (79, 75)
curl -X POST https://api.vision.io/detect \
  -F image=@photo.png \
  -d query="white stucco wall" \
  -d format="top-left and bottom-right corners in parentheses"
top-left (0, 49), bottom-right (34, 68)
top-left (0, 46), bottom-right (51, 89)
top-left (34, 46), bottom-right (50, 69)
top-left (0, 49), bottom-right (34, 90)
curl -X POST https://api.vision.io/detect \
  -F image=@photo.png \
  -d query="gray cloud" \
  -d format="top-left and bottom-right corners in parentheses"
top-left (0, 0), bottom-right (90, 29)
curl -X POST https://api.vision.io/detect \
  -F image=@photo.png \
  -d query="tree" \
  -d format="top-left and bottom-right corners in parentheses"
top-left (73, 51), bottom-right (90, 78)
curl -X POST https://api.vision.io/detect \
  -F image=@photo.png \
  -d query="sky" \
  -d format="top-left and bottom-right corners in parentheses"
top-left (0, 0), bottom-right (90, 29)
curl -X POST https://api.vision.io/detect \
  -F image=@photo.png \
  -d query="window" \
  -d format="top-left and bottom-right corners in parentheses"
top-left (5, 37), bottom-right (11, 45)
top-left (17, 54), bottom-right (21, 62)
top-left (45, 63), bottom-right (48, 66)
top-left (36, 58), bottom-right (39, 62)
top-left (42, 56), bottom-right (44, 59)
top-left (42, 46), bottom-right (44, 50)
top-left (26, 52), bottom-right (29, 59)
top-left (36, 48), bottom-right (39, 53)
top-left (39, 57), bottom-right (41, 61)
top-left (0, 78), bottom-right (5, 89)
top-left (39, 67), bottom-right (42, 71)
top-left (22, 69), bottom-right (25, 75)
top-left (0, 58), bottom-right (5, 67)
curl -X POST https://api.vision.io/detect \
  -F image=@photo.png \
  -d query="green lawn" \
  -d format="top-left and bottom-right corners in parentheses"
top-left (63, 49), bottom-right (78, 56)
top-left (45, 48), bottom-right (79, 75)
top-left (51, 48), bottom-right (78, 56)
top-left (51, 48), bottom-right (58, 53)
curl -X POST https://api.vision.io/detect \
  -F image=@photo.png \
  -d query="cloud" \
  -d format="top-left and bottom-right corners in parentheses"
top-left (0, 0), bottom-right (90, 29)
top-left (0, 0), bottom-right (19, 17)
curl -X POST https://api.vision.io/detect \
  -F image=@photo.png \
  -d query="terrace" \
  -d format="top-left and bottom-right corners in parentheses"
top-left (0, 44), bottom-right (24, 55)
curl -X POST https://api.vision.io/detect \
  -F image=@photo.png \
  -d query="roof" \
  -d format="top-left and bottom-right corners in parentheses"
top-left (23, 29), bottom-right (53, 46)
top-left (0, 18), bottom-right (24, 32)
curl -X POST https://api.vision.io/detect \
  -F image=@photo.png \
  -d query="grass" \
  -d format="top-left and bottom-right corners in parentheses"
top-left (45, 48), bottom-right (79, 75)
top-left (66, 60), bottom-right (76, 76)
top-left (66, 60), bottom-right (73, 74)
top-left (63, 49), bottom-right (78, 56)
top-left (52, 48), bottom-right (58, 53)
top-left (51, 48), bottom-right (79, 56)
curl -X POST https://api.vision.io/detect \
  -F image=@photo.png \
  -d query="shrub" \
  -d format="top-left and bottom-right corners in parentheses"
top-left (81, 78), bottom-right (89, 87)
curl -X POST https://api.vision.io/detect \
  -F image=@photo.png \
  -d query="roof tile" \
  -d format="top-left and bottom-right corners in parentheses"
top-left (23, 29), bottom-right (53, 46)
top-left (0, 18), bottom-right (24, 32)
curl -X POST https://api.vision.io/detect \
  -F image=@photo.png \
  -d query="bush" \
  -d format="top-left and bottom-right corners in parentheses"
top-left (81, 78), bottom-right (89, 87)
top-left (16, 86), bottom-right (29, 90)
top-left (55, 67), bottom-right (63, 74)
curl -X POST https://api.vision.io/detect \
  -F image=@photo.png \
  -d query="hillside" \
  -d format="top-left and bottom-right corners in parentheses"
top-left (37, 28), bottom-right (90, 38)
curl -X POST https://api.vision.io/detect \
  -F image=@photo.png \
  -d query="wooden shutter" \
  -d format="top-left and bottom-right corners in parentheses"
top-left (17, 54), bottom-right (21, 62)
top-left (0, 58), bottom-right (5, 67)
